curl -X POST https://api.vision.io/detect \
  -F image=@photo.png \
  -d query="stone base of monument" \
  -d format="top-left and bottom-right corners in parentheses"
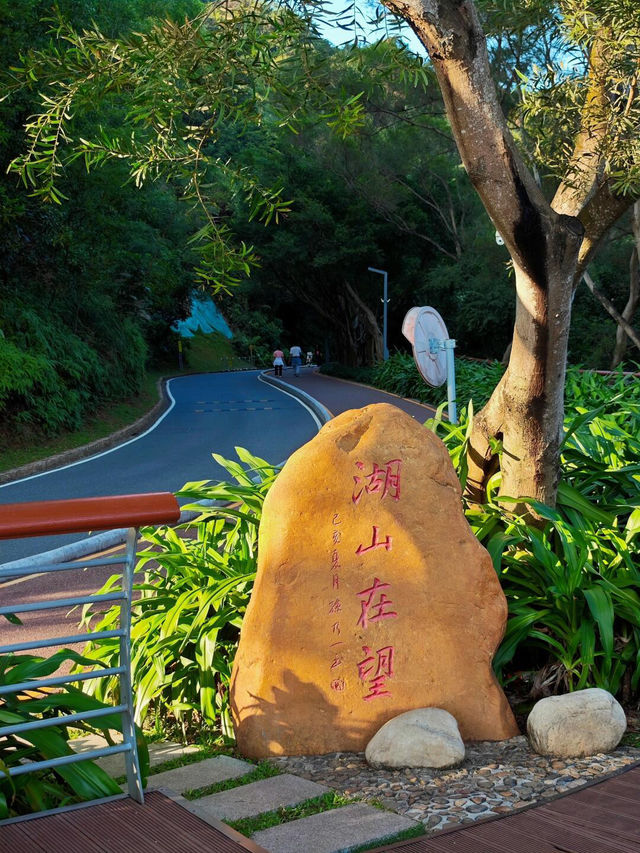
top-left (365, 707), bottom-right (465, 769)
top-left (231, 403), bottom-right (519, 757)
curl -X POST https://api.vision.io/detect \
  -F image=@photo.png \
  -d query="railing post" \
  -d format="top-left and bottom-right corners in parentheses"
top-left (120, 526), bottom-right (144, 804)
top-left (0, 492), bottom-right (180, 823)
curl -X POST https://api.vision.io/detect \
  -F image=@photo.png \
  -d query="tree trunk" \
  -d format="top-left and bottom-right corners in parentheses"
top-left (379, 0), bottom-right (635, 507)
top-left (466, 258), bottom-right (576, 506)
top-left (336, 281), bottom-right (384, 366)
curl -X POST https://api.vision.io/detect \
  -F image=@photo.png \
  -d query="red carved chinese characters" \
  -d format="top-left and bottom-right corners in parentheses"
top-left (327, 455), bottom-right (404, 701)
top-left (356, 577), bottom-right (398, 629)
top-left (356, 525), bottom-right (392, 555)
top-left (352, 459), bottom-right (402, 505)
top-left (357, 644), bottom-right (395, 700)
top-left (327, 512), bottom-right (345, 692)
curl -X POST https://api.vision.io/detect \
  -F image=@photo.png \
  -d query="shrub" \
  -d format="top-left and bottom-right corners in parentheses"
top-left (75, 449), bottom-right (278, 739)
top-left (0, 307), bottom-right (147, 436)
top-left (428, 374), bottom-right (640, 701)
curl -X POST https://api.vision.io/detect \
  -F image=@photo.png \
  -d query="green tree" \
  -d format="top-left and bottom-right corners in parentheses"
top-left (378, 0), bottom-right (640, 506)
top-left (0, 0), bottom-right (200, 438)
top-left (4, 3), bottom-right (429, 367)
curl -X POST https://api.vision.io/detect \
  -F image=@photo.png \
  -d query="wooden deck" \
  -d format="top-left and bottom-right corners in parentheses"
top-left (3, 764), bottom-right (638, 852)
top-left (374, 763), bottom-right (640, 853)
top-left (0, 791), bottom-right (267, 853)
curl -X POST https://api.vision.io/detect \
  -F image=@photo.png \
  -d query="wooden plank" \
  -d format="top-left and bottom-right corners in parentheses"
top-left (553, 787), bottom-right (640, 817)
top-left (544, 797), bottom-right (640, 838)
top-left (510, 810), bottom-right (639, 853)
top-left (0, 793), bottom-right (263, 853)
top-left (8, 811), bottom-right (106, 853)
top-left (0, 822), bottom-right (50, 852)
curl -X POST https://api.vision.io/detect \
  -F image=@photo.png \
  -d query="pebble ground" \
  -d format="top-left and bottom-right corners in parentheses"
top-left (271, 737), bottom-right (640, 834)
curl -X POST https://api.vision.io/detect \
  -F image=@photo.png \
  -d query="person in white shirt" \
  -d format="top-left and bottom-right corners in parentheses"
top-left (289, 344), bottom-right (302, 376)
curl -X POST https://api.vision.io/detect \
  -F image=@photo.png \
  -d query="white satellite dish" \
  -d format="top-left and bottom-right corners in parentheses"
top-left (402, 306), bottom-right (450, 387)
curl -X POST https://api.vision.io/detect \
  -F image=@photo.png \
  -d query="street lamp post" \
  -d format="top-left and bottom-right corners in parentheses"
top-left (367, 267), bottom-right (389, 361)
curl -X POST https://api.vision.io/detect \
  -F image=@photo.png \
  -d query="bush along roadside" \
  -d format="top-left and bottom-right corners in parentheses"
top-left (322, 353), bottom-right (640, 416)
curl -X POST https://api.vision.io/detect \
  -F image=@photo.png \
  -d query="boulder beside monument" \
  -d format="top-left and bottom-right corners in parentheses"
top-left (230, 403), bottom-right (518, 757)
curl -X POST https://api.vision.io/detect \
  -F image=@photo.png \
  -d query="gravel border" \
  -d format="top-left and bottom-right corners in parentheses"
top-left (270, 737), bottom-right (640, 835)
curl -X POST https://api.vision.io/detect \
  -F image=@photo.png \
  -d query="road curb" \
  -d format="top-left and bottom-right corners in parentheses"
top-left (0, 378), bottom-right (171, 487)
top-left (260, 370), bottom-right (332, 425)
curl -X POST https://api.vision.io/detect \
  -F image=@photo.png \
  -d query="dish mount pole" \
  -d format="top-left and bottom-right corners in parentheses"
top-left (430, 336), bottom-right (457, 425)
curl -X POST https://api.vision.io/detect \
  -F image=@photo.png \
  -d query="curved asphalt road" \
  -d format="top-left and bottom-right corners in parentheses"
top-left (0, 371), bottom-right (320, 564)
top-left (0, 367), bottom-right (435, 651)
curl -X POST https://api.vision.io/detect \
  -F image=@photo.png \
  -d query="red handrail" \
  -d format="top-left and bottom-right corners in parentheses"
top-left (0, 492), bottom-right (181, 540)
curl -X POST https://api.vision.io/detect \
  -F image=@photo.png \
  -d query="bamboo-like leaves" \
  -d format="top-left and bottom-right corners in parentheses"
top-left (75, 448), bottom-right (276, 736)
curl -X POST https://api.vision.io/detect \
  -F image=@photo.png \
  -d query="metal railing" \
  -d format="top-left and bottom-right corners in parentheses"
top-left (0, 492), bottom-right (180, 824)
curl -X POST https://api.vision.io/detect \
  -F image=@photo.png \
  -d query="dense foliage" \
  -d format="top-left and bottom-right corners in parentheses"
top-left (430, 367), bottom-right (640, 702)
top-left (1, 1), bottom-right (199, 441)
top-left (75, 449), bottom-right (277, 739)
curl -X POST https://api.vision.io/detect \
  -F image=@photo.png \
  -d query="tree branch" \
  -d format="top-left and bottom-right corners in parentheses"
top-left (582, 269), bottom-right (640, 352)
top-left (552, 33), bottom-right (612, 218)
top-left (380, 0), bottom-right (554, 278)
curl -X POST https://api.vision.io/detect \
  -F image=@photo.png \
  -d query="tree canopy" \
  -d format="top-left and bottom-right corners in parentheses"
top-left (3, 0), bottom-right (639, 504)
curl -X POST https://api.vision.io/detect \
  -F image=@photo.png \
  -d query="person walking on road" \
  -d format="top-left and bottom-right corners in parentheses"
top-left (289, 344), bottom-right (302, 377)
top-left (273, 347), bottom-right (284, 377)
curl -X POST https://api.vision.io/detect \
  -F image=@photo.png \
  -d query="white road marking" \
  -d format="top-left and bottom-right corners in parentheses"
top-left (0, 380), bottom-right (178, 489)
top-left (257, 374), bottom-right (322, 430)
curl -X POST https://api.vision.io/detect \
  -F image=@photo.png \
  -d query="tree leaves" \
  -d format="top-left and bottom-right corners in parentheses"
top-left (75, 448), bottom-right (277, 735)
top-left (5, 1), bottom-right (429, 291)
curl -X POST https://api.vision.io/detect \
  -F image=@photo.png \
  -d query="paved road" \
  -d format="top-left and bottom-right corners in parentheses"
top-left (0, 367), bottom-right (434, 652)
top-left (0, 371), bottom-right (320, 564)
top-left (284, 370), bottom-right (435, 422)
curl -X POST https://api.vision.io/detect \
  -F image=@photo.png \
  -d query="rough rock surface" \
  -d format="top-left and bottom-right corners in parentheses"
top-left (366, 708), bottom-right (465, 769)
top-left (527, 688), bottom-right (627, 757)
top-left (230, 403), bottom-right (518, 757)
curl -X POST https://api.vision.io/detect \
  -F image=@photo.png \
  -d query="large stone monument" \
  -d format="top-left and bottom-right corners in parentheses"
top-left (230, 403), bottom-right (518, 757)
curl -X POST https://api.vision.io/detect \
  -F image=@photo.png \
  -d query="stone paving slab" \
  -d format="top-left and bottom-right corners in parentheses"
top-left (71, 734), bottom-right (200, 778)
top-left (186, 773), bottom-right (329, 823)
top-left (146, 755), bottom-right (254, 794)
top-left (252, 803), bottom-right (419, 853)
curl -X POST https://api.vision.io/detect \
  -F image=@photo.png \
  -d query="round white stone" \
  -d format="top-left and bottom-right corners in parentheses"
top-left (527, 688), bottom-right (626, 758)
top-left (365, 707), bottom-right (465, 769)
